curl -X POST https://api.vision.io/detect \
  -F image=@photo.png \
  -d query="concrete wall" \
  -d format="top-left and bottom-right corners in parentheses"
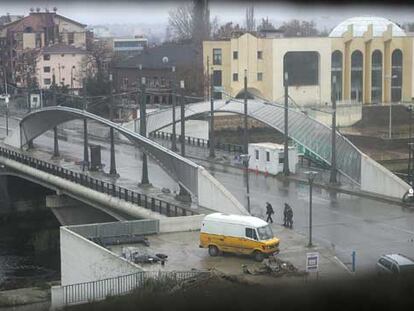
top-left (307, 104), bottom-right (362, 127)
top-left (360, 153), bottom-right (410, 199)
top-left (197, 167), bottom-right (249, 215)
top-left (60, 227), bottom-right (141, 285)
top-left (159, 214), bottom-right (205, 233)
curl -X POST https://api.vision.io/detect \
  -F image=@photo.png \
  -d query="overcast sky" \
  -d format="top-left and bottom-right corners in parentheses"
top-left (1, 0), bottom-right (414, 30)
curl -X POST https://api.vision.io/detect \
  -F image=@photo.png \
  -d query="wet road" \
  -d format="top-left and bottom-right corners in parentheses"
top-left (2, 116), bottom-right (414, 273)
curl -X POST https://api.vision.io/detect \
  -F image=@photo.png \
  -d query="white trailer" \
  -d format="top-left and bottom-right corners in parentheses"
top-left (248, 142), bottom-right (298, 175)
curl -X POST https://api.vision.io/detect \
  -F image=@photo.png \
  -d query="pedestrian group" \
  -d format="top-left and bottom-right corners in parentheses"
top-left (265, 201), bottom-right (293, 229)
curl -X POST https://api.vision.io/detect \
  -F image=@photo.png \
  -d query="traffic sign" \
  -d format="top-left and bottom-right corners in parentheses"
top-left (306, 252), bottom-right (319, 272)
top-left (408, 188), bottom-right (413, 197)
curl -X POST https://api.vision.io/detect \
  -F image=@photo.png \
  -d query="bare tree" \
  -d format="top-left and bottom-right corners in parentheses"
top-left (257, 17), bottom-right (276, 31)
top-left (213, 22), bottom-right (243, 39)
top-left (168, 2), bottom-right (194, 41)
top-left (280, 19), bottom-right (319, 37)
top-left (245, 5), bottom-right (256, 32)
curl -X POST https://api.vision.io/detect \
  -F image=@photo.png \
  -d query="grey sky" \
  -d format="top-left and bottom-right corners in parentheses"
top-left (1, 1), bottom-right (413, 30)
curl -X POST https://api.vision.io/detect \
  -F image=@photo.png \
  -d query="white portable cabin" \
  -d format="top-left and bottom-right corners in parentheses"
top-left (248, 142), bottom-right (298, 174)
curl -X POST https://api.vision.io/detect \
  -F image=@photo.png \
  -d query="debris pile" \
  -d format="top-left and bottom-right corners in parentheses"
top-left (242, 256), bottom-right (306, 277)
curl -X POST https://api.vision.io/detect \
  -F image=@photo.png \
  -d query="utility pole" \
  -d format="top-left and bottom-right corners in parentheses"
top-left (53, 126), bottom-right (59, 158)
top-left (4, 69), bottom-right (9, 136)
top-left (109, 73), bottom-right (114, 121)
top-left (330, 76), bottom-right (338, 184)
top-left (283, 72), bottom-right (290, 176)
top-left (243, 69), bottom-right (251, 214)
top-left (83, 119), bottom-right (89, 171)
top-left (305, 171), bottom-right (318, 247)
top-left (109, 127), bottom-right (117, 176)
top-left (140, 76), bottom-right (150, 185)
top-left (171, 66), bottom-right (178, 152)
top-left (209, 64), bottom-right (215, 158)
top-left (180, 80), bottom-right (185, 157)
top-left (408, 105), bottom-right (413, 185)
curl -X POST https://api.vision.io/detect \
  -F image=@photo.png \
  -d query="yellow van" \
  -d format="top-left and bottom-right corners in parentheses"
top-left (199, 213), bottom-right (280, 261)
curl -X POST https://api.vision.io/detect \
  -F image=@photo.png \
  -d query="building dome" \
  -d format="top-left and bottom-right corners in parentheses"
top-left (329, 16), bottom-right (406, 38)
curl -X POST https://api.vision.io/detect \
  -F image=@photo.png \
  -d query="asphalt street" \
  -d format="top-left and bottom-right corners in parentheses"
top-left (1, 114), bottom-right (414, 274)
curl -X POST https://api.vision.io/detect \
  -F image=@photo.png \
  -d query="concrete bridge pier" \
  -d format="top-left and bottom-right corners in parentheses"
top-left (0, 174), bottom-right (11, 210)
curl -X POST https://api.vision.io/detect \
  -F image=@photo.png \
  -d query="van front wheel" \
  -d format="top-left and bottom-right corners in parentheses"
top-left (253, 251), bottom-right (264, 262)
top-left (208, 245), bottom-right (219, 257)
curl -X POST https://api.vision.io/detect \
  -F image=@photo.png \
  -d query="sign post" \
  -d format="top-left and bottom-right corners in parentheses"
top-left (306, 252), bottom-right (320, 279)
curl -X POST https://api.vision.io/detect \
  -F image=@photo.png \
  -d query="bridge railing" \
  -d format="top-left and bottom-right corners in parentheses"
top-left (149, 130), bottom-right (244, 154)
top-left (0, 146), bottom-right (196, 217)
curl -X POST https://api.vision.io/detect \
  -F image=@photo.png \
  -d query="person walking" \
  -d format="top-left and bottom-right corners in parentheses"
top-left (265, 202), bottom-right (274, 223)
top-left (283, 203), bottom-right (289, 227)
top-left (287, 205), bottom-right (293, 229)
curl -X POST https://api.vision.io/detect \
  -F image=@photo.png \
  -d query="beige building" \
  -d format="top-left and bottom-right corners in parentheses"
top-left (36, 44), bottom-right (88, 93)
top-left (203, 16), bottom-right (413, 106)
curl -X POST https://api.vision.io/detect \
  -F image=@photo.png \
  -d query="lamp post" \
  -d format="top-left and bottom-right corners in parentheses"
top-left (209, 65), bottom-right (215, 158)
top-left (180, 80), bottom-right (185, 157)
top-left (283, 72), bottom-right (290, 176)
top-left (139, 75), bottom-right (150, 186)
top-left (305, 171), bottom-right (318, 247)
top-left (171, 65), bottom-right (178, 152)
top-left (386, 75), bottom-right (398, 139)
top-left (109, 73), bottom-right (114, 121)
top-left (407, 105), bottom-right (413, 185)
top-left (70, 65), bottom-right (75, 91)
top-left (243, 69), bottom-right (251, 214)
top-left (330, 76), bottom-right (338, 184)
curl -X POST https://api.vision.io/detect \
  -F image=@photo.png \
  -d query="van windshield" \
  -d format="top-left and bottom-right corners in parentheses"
top-left (257, 225), bottom-right (274, 241)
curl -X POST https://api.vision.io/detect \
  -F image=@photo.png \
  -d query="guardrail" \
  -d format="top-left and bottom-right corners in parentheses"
top-left (149, 130), bottom-right (244, 154)
top-left (0, 146), bottom-right (196, 217)
top-left (58, 270), bottom-right (210, 307)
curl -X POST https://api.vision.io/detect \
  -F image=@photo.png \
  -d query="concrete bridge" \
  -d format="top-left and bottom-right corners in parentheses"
top-left (0, 107), bottom-right (248, 222)
top-left (128, 98), bottom-right (411, 200)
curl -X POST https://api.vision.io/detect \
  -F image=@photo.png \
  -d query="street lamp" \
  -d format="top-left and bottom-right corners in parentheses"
top-left (108, 73), bottom-right (114, 121)
top-left (283, 72), bottom-right (290, 176)
top-left (330, 76), bottom-right (338, 184)
top-left (179, 79), bottom-right (185, 157)
top-left (209, 65), bottom-right (215, 158)
top-left (385, 75), bottom-right (398, 139)
top-left (305, 170), bottom-right (318, 247)
top-left (171, 65), bottom-right (178, 152)
top-left (240, 153), bottom-right (251, 214)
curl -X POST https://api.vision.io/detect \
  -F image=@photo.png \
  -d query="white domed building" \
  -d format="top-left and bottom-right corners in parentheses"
top-left (203, 16), bottom-right (413, 106)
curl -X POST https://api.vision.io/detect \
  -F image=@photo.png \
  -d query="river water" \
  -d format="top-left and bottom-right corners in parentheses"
top-left (0, 207), bottom-right (60, 290)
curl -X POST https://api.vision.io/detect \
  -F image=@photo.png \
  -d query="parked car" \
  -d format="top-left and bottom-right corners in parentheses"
top-left (199, 213), bottom-right (280, 262)
top-left (377, 254), bottom-right (414, 274)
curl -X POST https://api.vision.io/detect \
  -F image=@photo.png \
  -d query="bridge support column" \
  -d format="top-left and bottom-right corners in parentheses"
top-left (53, 126), bottom-right (60, 158)
top-left (109, 127), bottom-right (118, 176)
top-left (139, 77), bottom-right (150, 186)
top-left (83, 119), bottom-right (89, 171)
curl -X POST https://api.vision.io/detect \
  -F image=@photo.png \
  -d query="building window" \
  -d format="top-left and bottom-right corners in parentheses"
top-left (331, 50), bottom-right (343, 101)
top-left (279, 153), bottom-right (284, 164)
top-left (266, 151), bottom-right (270, 162)
top-left (43, 66), bottom-right (51, 73)
top-left (391, 49), bottom-right (403, 102)
top-left (43, 54), bottom-right (50, 61)
top-left (212, 70), bottom-right (222, 99)
top-left (68, 32), bottom-right (74, 45)
top-left (233, 73), bottom-right (238, 81)
top-left (123, 77), bottom-right (129, 89)
top-left (44, 78), bottom-right (51, 85)
top-left (283, 51), bottom-right (319, 86)
top-left (233, 51), bottom-right (238, 60)
top-left (257, 51), bottom-right (263, 59)
top-left (257, 72), bottom-right (263, 81)
top-left (351, 50), bottom-right (363, 103)
top-left (371, 50), bottom-right (382, 103)
top-left (213, 48), bottom-right (222, 65)
top-left (255, 149), bottom-right (259, 160)
top-left (35, 33), bottom-right (42, 48)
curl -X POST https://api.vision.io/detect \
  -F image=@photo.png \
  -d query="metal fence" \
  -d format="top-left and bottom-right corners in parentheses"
top-left (149, 130), bottom-right (244, 154)
top-left (62, 270), bottom-right (210, 306)
top-left (68, 219), bottom-right (159, 239)
top-left (0, 146), bottom-right (196, 217)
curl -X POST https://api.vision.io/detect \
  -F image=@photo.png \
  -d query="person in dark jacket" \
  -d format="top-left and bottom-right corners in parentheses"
top-left (283, 203), bottom-right (289, 227)
top-left (265, 202), bottom-right (274, 223)
top-left (286, 205), bottom-right (293, 229)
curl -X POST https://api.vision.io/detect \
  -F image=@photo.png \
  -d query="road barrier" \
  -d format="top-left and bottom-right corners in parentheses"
top-left (0, 146), bottom-right (196, 217)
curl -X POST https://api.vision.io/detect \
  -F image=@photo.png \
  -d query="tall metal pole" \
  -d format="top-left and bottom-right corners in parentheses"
top-left (53, 126), bottom-right (59, 158)
top-left (109, 127), bottom-right (117, 176)
top-left (83, 119), bottom-right (89, 171)
top-left (4, 68), bottom-right (9, 136)
top-left (180, 85), bottom-right (185, 157)
top-left (140, 77), bottom-right (149, 185)
top-left (389, 103), bottom-right (392, 139)
top-left (209, 66), bottom-right (215, 158)
top-left (243, 69), bottom-right (251, 214)
top-left (308, 176), bottom-right (314, 247)
top-left (408, 105), bottom-right (413, 185)
top-left (171, 66), bottom-right (177, 152)
top-left (330, 76), bottom-right (338, 184)
top-left (109, 73), bottom-right (114, 121)
top-left (283, 72), bottom-right (290, 176)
